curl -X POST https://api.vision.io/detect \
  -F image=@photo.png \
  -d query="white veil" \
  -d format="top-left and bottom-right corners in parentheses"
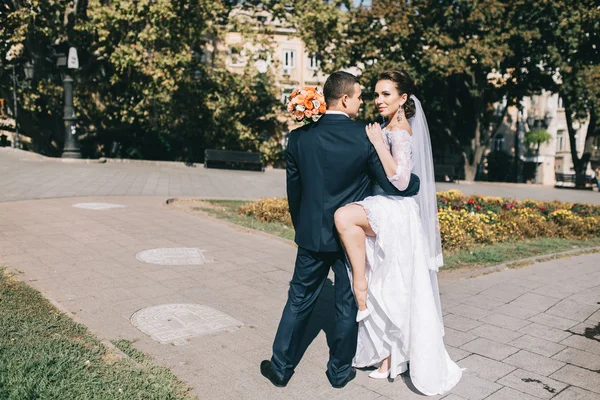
top-left (408, 95), bottom-right (444, 271)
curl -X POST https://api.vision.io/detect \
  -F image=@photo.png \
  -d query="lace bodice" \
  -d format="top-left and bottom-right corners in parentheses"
top-left (382, 129), bottom-right (413, 191)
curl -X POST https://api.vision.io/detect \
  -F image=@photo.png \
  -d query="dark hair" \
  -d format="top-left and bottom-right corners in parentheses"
top-left (378, 70), bottom-right (416, 119)
top-left (323, 71), bottom-right (359, 108)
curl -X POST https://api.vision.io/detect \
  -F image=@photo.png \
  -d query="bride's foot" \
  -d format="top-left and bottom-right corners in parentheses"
top-left (369, 357), bottom-right (391, 379)
top-left (368, 369), bottom-right (390, 379)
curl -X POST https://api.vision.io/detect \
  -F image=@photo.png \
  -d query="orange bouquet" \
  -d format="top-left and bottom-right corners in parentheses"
top-left (286, 87), bottom-right (326, 123)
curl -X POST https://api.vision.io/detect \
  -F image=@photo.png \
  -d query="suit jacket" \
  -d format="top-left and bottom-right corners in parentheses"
top-left (286, 113), bottom-right (420, 253)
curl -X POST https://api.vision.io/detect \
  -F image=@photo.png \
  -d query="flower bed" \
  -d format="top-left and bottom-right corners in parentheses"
top-left (239, 191), bottom-right (600, 251)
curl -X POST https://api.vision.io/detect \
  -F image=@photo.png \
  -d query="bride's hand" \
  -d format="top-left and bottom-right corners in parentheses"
top-left (366, 123), bottom-right (385, 146)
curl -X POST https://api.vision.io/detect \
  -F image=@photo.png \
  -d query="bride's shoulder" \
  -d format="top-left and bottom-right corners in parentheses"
top-left (383, 127), bottom-right (413, 138)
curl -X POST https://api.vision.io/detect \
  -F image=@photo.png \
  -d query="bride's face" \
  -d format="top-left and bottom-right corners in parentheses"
top-left (374, 80), bottom-right (407, 120)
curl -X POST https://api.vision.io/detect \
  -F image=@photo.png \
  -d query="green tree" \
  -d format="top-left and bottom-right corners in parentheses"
top-left (1, 0), bottom-right (286, 163)
top-left (287, 0), bottom-right (586, 182)
top-left (532, 1), bottom-right (600, 187)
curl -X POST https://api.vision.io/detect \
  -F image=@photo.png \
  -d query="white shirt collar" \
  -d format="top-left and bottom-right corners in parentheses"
top-left (326, 110), bottom-right (349, 118)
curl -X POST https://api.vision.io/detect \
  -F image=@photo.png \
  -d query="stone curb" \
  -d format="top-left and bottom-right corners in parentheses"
top-left (7, 270), bottom-right (130, 360)
top-left (439, 245), bottom-right (600, 281)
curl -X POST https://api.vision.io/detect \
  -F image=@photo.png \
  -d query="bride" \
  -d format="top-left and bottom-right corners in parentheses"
top-left (334, 70), bottom-right (462, 395)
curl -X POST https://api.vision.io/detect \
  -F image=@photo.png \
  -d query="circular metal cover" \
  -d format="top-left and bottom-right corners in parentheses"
top-left (130, 304), bottom-right (242, 345)
top-left (72, 203), bottom-right (125, 210)
top-left (135, 247), bottom-right (210, 265)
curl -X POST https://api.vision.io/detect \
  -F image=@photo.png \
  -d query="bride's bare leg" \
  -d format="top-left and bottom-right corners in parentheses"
top-left (379, 356), bottom-right (391, 373)
top-left (334, 205), bottom-right (376, 311)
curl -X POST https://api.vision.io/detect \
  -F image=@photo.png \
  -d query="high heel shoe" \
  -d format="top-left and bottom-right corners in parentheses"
top-left (368, 368), bottom-right (391, 379)
top-left (356, 308), bottom-right (370, 322)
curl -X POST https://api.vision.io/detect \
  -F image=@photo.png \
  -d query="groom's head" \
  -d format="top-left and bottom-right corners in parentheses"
top-left (324, 71), bottom-right (363, 118)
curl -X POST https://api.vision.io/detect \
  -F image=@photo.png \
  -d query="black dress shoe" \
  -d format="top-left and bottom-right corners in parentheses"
top-left (326, 367), bottom-right (356, 388)
top-left (260, 360), bottom-right (289, 387)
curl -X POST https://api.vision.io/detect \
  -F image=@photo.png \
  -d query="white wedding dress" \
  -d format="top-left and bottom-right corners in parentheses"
top-left (351, 128), bottom-right (462, 396)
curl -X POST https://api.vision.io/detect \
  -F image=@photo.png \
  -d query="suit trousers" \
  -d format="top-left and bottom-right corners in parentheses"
top-left (271, 247), bottom-right (358, 385)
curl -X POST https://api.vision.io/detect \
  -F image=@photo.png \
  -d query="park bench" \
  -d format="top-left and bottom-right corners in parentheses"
top-left (555, 173), bottom-right (593, 187)
top-left (434, 165), bottom-right (456, 182)
top-left (204, 149), bottom-right (264, 172)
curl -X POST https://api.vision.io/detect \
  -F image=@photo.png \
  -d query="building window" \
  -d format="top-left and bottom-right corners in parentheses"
top-left (556, 129), bottom-right (566, 152)
top-left (308, 55), bottom-right (319, 70)
top-left (281, 86), bottom-right (295, 104)
top-left (493, 135), bottom-right (505, 152)
top-left (283, 50), bottom-right (296, 68)
top-left (228, 46), bottom-right (246, 67)
top-left (557, 97), bottom-right (564, 109)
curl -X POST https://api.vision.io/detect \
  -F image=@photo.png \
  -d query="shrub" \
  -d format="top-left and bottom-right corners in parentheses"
top-left (238, 197), bottom-right (292, 225)
top-left (238, 191), bottom-right (600, 251)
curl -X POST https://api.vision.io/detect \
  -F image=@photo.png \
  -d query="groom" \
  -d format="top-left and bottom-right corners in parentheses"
top-left (260, 71), bottom-right (420, 388)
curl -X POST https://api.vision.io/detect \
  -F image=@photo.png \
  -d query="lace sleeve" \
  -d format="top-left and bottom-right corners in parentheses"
top-left (386, 130), bottom-right (413, 191)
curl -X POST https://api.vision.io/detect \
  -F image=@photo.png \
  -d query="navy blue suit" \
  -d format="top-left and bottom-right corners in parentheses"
top-left (271, 113), bottom-right (420, 385)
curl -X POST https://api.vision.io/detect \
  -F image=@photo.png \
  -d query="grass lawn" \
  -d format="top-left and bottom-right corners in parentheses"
top-left (0, 269), bottom-right (196, 400)
top-left (179, 199), bottom-right (600, 272)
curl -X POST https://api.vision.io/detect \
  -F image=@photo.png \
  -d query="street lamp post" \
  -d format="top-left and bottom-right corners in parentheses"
top-left (10, 61), bottom-right (34, 150)
top-left (58, 46), bottom-right (81, 158)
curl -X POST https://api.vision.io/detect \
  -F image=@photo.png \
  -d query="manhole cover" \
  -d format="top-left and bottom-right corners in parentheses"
top-left (131, 304), bottom-right (242, 345)
top-left (72, 203), bottom-right (125, 210)
top-left (135, 248), bottom-right (211, 265)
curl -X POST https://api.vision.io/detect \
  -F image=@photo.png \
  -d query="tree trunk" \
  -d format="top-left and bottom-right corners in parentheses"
top-left (564, 96), bottom-right (591, 189)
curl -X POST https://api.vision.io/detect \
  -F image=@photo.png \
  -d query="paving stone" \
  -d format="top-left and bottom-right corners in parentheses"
top-left (479, 284), bottom-right (531, 303)
top-left (552, 347), bottom-right (600, 371)
top-left (484, 387), bottom-right (539, 400)
top-left (560, 334), bottom-right (600, 356)
top-left (512, 292), bottom-right (561, 309)
top-left (459, 295), bottom-right (507, 311)
top-left (444, 314), bottom-right (483, 332)
top-left (528, 313), bottom-right (580, 331)
top-left (447, 346), bottom-right (472, 362)
top-left (444, 328), bottom-right (478, 348)
top-left (518, 322), bottom-right (572, 343)
top-left (550, 365), bottom-right (600, 394)
top-left (532, 284), bottom-right (583, 300)
top-left (509, 334), bottom-right (566, 358)
top-left (479, 313), bottom-right (532, 331)
top-left (468, 324), bottom-right (523, 345)
top-left (460, 338), bottom-right (519, 361)
top-left (457, 354), bottom-right (515, 382)
top-left (374, 378), bottom-right (443, 399)
top-left (492, 304), bottom-right (541, 320)
top-left (497, 369), bottom-right (568, 399)
top-left (552, 387), bottom-right (600, 400)
top-left (445, 304), bottom-right (490, 320)
top-left (586, 310), bottom-right (600, 324)
top-left (503, 350), bottom-right (565, 376)
top-left (448, 372), bottom-right (501, 400)
top-left (545, 299), bottom-right (600, 323)
top-left (441, 395), bottom-right (468, 400)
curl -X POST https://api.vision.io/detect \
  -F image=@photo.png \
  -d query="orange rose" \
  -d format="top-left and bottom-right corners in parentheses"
top-left (304, 99), bottom-right (314, 110)
top-left (319, 103), bottom-right (326, 113)
top-left (290, 89), bottom-right (298, 98)
top-left (304, 110), bottom-right (312, 118)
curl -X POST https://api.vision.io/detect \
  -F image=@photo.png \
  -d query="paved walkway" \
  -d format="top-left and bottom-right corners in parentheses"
top-left (2, 147), bottom-right (600, 204)
top-left (1, 196), bottom-right (599, 399)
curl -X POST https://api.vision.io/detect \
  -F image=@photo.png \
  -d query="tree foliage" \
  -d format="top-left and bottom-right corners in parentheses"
top-left (0, 0), bottom-right (285, 163)
top-left (288, 0), bottom-right (600, 181)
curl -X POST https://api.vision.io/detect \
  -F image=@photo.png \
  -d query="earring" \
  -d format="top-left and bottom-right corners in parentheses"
top-left (397, 107), bottom-right (404, 122)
